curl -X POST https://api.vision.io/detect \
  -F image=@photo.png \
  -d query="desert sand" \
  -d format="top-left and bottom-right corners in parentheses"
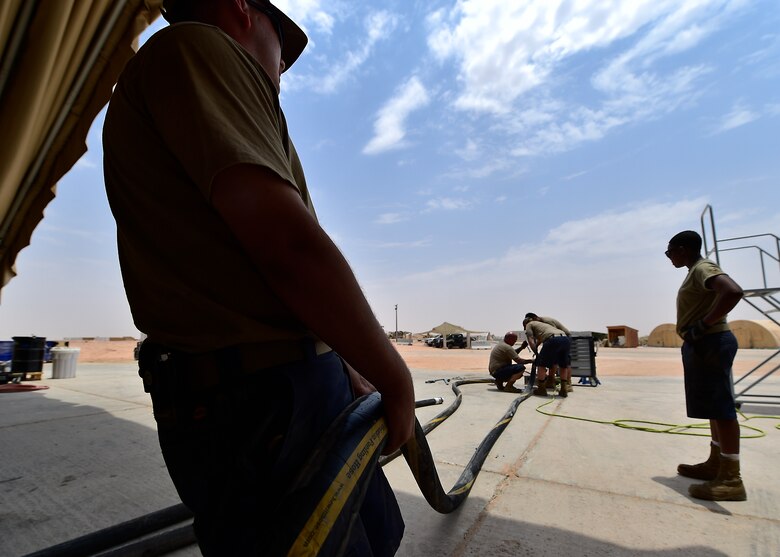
top-left (65, 339), bottom-right (764, 378)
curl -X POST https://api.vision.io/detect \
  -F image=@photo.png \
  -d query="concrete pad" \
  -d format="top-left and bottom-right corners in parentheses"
top-left (386, 374), bottom-right (780, 556)
top-left (1, 365), bottom-right (184, 556)
top-left (1, 365), bottom-right (779, 556)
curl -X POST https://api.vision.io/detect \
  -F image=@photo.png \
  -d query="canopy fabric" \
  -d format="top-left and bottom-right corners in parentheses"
top-left (426, 322), bottom-right (469, 336)
top-left (0, 0), bottom-right (162, 295)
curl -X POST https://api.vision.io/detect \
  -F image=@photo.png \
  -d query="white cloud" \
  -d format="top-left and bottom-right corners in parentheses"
top-left (425, 0), bottom-right (746, 167)
top-left (376, 239), bottom-right (433, 249)
top-left (74, 156), bottom-right (98, 169)
top-left (442, 152), bottom-right (519, 180)
top-left (737, 30), bottom-right (780, 70)
top-left (512, 64), bottom-right (710, 157)
top-left (424, 197), bottom-right (472, 211)
top-left (712, 101), bottom-right (760, 133)
top-left (282, 9), bottom-right (397, 93)
top-left (429, 0), bottom-right (740, 113)
top-left (274, 0), bottom-right (335, 35)
top-left (36, 222), bottom-right (111, 245)
top-left (455, 139), bottom-right (480, 161)
top-left (315, 11), bottom-right (398, 93)
top-left (375, 212), bottom-right (408, 225)
top-left (563, 170), bottom-right (589, 181)
top-left (533, 198), bottom-right (708, 259)
top-left (364, 197), bottom-right (712, 334)
top-left (424, 197), bottom-right (707, 272)
top-left (363, 76), bottom-right (430, 154)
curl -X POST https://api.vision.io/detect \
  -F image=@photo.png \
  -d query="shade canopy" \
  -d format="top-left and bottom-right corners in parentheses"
top-left (0, 0), bottom-right (161, 296)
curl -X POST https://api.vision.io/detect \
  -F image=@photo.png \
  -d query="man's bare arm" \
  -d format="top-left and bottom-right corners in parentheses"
top-left (703, 274), bottom-right (744, 326)
top-left (211, 164), bottom-right (414, 453)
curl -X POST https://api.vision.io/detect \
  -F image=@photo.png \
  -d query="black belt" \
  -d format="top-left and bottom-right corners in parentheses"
top-left (139, 339), bottom-right (332, 391)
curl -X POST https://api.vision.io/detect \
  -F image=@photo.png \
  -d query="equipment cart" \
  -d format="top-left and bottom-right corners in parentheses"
top-left (570, 331), bottom-right (599, 386)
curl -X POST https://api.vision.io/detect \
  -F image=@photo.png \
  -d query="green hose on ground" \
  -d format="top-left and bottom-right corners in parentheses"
top-left (534, 396), bottom-right (779, 438)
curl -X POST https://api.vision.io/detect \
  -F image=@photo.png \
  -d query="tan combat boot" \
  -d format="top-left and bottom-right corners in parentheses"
top-left (677, 443), bottom-right (719, 480)
top-left (544, 374), bottom-right (556, 389)
top-left (688, 455), bottom-right (747, 501)
top-left (562, 379), bottom-right (573, 393)
top-left (533, 378), bottom-right (548, 396)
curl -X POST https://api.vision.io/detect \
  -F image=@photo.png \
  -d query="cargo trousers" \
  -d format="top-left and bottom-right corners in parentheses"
top-left (140, 340), bottom-right (404, 556)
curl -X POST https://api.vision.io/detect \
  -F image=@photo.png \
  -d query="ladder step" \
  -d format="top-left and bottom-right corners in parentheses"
top-left (742, 288), bottom-right (780, 297)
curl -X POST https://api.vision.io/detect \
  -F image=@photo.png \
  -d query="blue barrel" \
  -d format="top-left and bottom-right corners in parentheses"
top-left (12, 336), bottom-right (46, 373)
top-left (0, 340), bottom-right (14, 362)
top-left (44, 340), bottom-right (59, 362)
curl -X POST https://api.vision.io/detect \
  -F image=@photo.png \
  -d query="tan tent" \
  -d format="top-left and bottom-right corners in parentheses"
top-left (648, 320), bottom-right (780, 349)
top-left (647, 324), bottom-right (683, 348)
top-left (730, 320), bottom-right (780, 349)
top-left (425, 322), bottom-right (468, 336)
top-left (0, 0), bottom-right (162, 295)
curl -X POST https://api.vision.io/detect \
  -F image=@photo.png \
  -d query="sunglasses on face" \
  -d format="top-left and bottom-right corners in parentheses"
top-left (246, 0), bottom-right (284, 50)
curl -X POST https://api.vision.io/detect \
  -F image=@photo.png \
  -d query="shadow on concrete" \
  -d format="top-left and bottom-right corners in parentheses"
top-left (3, 376), bottom-right (768, 557)
top-left (0, 390), bottom-right (181, 557)
top-left (738, 403), bottom-right (780, 418)
top-left (650, 475), bottom-right (731, 516)
top-left (393, 490), bottom-right (729, 557)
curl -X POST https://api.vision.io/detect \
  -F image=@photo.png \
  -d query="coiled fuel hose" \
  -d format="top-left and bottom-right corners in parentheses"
top-left (23, 366), bottom-right (538, 557)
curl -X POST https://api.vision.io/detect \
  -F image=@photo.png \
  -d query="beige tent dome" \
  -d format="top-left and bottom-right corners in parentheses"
top-left (647, 324), bottom-right (682, 348)
top-left (648, 320), bottom-right (780, 348)
top-left (730, 320), bottom-right (780, 349)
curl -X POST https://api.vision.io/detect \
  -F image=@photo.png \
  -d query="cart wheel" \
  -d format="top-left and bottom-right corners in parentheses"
top-left (589, 377), bottom-right (597, 387)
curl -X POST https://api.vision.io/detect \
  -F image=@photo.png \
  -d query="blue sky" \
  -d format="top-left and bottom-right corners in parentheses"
top-left (1, 0), bottom-right (779, 340)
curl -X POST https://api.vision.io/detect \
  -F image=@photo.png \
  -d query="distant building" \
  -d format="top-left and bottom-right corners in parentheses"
top-left (606, 325), bottom-right (639, 348)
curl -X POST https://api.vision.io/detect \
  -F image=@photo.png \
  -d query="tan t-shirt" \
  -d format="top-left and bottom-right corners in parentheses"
top-left (676, 259), bottom-right (731, 337)
top-left (538, 316), bottom-right (570, 335)
top-left (489, 342), bottom-right (522, 373)
top-left (525, 321), bottom-right (565, 343)
top-left (103, 23), bottom-right (315, 352)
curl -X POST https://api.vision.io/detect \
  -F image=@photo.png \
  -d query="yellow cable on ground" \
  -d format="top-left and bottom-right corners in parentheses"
top-left (534, 397), bottom-right (775, 438)
top-left (737, 409), bottom-right (780, 431)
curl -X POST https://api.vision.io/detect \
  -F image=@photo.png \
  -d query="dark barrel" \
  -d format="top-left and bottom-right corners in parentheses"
top-left (12, 336), bottom-right (46, 373)
top-left (0, 340), bottom-right (13, 362)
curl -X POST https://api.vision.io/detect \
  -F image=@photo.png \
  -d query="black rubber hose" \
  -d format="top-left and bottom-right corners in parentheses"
top-left (91, 525), bottom-right (195, 557)
top-left (264, 392), bottom-right (390, 556)
top-left (379, 377), bottom-right (489, 467)
top-left (23, 367), bottom-right (534, 556)
top-left (21, 504), bottom-right (193, 557)
top-left (401, 369), bottom-right (536, 513)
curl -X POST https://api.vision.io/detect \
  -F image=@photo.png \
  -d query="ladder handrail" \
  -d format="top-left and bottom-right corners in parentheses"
top-left (716, 245), bottom-right (779, 290)
top-left (701, 205), bottom-right (779, 289)
top-left (700, 204), bottom-right (718, 264)
top-left (715, 234), bottom-right (780, 261)
top-left (701, 205), bottom-right (780, 406)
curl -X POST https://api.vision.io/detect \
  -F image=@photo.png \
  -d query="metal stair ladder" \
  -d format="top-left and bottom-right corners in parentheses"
top-left (701, 205), bottom-right (780, 406)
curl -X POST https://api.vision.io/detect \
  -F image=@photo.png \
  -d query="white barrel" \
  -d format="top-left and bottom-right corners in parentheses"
top-left (51, 347), bottom-right (80, 379)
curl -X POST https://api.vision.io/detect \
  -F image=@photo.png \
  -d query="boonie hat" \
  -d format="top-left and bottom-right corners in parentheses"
top-left (161, 0), bottom-right (308, 71)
